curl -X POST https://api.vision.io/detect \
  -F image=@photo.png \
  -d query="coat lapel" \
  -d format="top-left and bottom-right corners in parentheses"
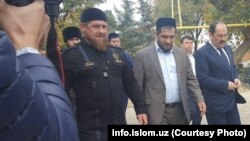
top-left (172, 48), bottom-right (182, 88)
top-left (223, 46), bottom-right (236, 78)
top-left (223, 46), bottom-right (234, 66)
top-left (207, 42), bottom-right (231, 73)
top-left (148, 45), bottom-right (165, 84)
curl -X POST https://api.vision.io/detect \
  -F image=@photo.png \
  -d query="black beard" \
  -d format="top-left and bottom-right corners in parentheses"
top-left (157, 41), bottom-right (172, 53)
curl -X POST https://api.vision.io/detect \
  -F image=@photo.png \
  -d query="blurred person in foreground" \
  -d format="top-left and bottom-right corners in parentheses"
top-left (195, 21), bottom-right (242, 124)
top-left (62, 8), bottom-right (147, 141)
top-left (133, 17), bottom-right (206, 125)
top-left (0, 0), bottom-right (80, 140)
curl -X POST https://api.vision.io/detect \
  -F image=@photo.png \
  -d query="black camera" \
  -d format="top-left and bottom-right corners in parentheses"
top-left (5, 0), bottom-right (62, 17)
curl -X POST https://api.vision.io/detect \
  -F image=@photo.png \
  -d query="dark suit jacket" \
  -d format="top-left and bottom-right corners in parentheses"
top-left (0, 31), bottom-right (79, 141)
top-left (195, 42), bottom-right (238, 113)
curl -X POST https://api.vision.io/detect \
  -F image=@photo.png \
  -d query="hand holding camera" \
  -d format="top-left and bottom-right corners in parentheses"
top-left (0, 0), bottom-right (50, 50)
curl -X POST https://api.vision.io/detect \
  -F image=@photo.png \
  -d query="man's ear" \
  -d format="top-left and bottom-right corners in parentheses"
top-left (208, 32), bottom-right (213, 38)
top-left (80, 23), bottom-right (85, 33)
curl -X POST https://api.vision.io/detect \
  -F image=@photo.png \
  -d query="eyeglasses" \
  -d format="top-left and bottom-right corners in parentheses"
top-left (214, 33), bottom-right (228, 39)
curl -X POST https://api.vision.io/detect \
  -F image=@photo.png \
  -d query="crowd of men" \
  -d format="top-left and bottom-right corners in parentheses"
top-left (0, 0), bottom-right (245, 141)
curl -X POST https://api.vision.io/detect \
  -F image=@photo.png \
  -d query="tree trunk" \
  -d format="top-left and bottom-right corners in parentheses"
top-left (233, 27), bottom-right (250, 66)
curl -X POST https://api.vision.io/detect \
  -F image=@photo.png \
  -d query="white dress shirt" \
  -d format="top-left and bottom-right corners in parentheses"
top-left (188, 53), bottom-right (196, 76)
top-left (155, 42), bottom-right (181, 103)
top-left (16, 47), bottom-right (40, 56)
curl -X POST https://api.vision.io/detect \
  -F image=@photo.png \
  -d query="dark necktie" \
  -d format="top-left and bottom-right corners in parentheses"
top-left (218, 48), bottom-right (229, 66)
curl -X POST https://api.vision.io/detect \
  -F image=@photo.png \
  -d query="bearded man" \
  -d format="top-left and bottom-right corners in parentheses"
top-left (62, 8), bottom-right (147, 141)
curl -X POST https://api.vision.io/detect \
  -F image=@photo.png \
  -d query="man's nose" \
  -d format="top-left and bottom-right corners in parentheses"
top-left (165, 38), bottom-right (172, 44)
top-left (98, 27), bottom-right (106, 33)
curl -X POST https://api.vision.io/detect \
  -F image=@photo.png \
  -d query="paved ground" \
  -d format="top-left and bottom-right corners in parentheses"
top-left (126, 85), bottom-right (250, 124)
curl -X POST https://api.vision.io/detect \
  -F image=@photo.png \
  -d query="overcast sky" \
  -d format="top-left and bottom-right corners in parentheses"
top-left (95, 0), bottom-right (122, 15)
top-left (96, 0), bottom-right (141, 21)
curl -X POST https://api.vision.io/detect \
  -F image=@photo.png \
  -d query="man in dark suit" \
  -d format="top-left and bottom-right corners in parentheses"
top-left (133, 17), bottom-right (206, 125)
top-left (0, 0), bottom-right (79, 140)
top-left (195, 21), bottom-right (241, 124)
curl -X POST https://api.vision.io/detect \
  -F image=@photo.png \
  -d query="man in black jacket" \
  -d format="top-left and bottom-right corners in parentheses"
top-left (108, 32), bottom-right (134, 114)
top-left (62, 26), bottom-right (82, 49)
top-left (63, 7), bottom-right (147, 141)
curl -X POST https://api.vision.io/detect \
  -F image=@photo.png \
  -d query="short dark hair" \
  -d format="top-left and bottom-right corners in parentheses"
top-left (208, 21), bottom-right (226, 34)
top-left (180, 35), bottom-right (194, 43)
top-left (108, 32), bottom-right (119, 41)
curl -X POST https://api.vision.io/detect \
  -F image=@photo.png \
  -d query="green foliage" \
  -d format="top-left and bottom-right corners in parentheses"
top-left (137, 0), bottom-right (155, 48)
top-left (153, 0), bottom-right (207, 50)
top-left (205, 0), bottom-right (250, 23)
top-left (114, 0), bottom-right (138, 51)
top-left (114, 0), bottom-right (154, 53)
top-left (204, 0), bottom-right (250, 48)
top-left (153, 0), bottom-right (172, 19)
top-left (58, 0), bottom-right (106, 27)
top-left (54, 0), bottom-right (249, 60)
top-left (61, 0), bottom-right (105, 11)
top-left (153, 0), bottom-right (250, 52)
top-left (137, 0), bottom-right (153, 26)
top-left (105, 10), bottom-right (117, 32)
top-left (55, 0), bottom-right (106, 47)
top-left (115, 0), bottom-right (136, 29)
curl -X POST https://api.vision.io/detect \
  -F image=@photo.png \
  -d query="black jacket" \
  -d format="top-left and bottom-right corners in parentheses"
top-left (63, 40), bottom-right (146, 141)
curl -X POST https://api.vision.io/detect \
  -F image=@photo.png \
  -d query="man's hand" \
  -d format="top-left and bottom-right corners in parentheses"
top-left (0, 0), bottom-right (50, 50)
top-left (234, 79), bottom-right (241, 89)
top-left (228, 81), bottom-right (237, 90)
top-left (198, 102), bottom-right (206, 116)
top-left (137, 114), bottom-right (148, 125)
